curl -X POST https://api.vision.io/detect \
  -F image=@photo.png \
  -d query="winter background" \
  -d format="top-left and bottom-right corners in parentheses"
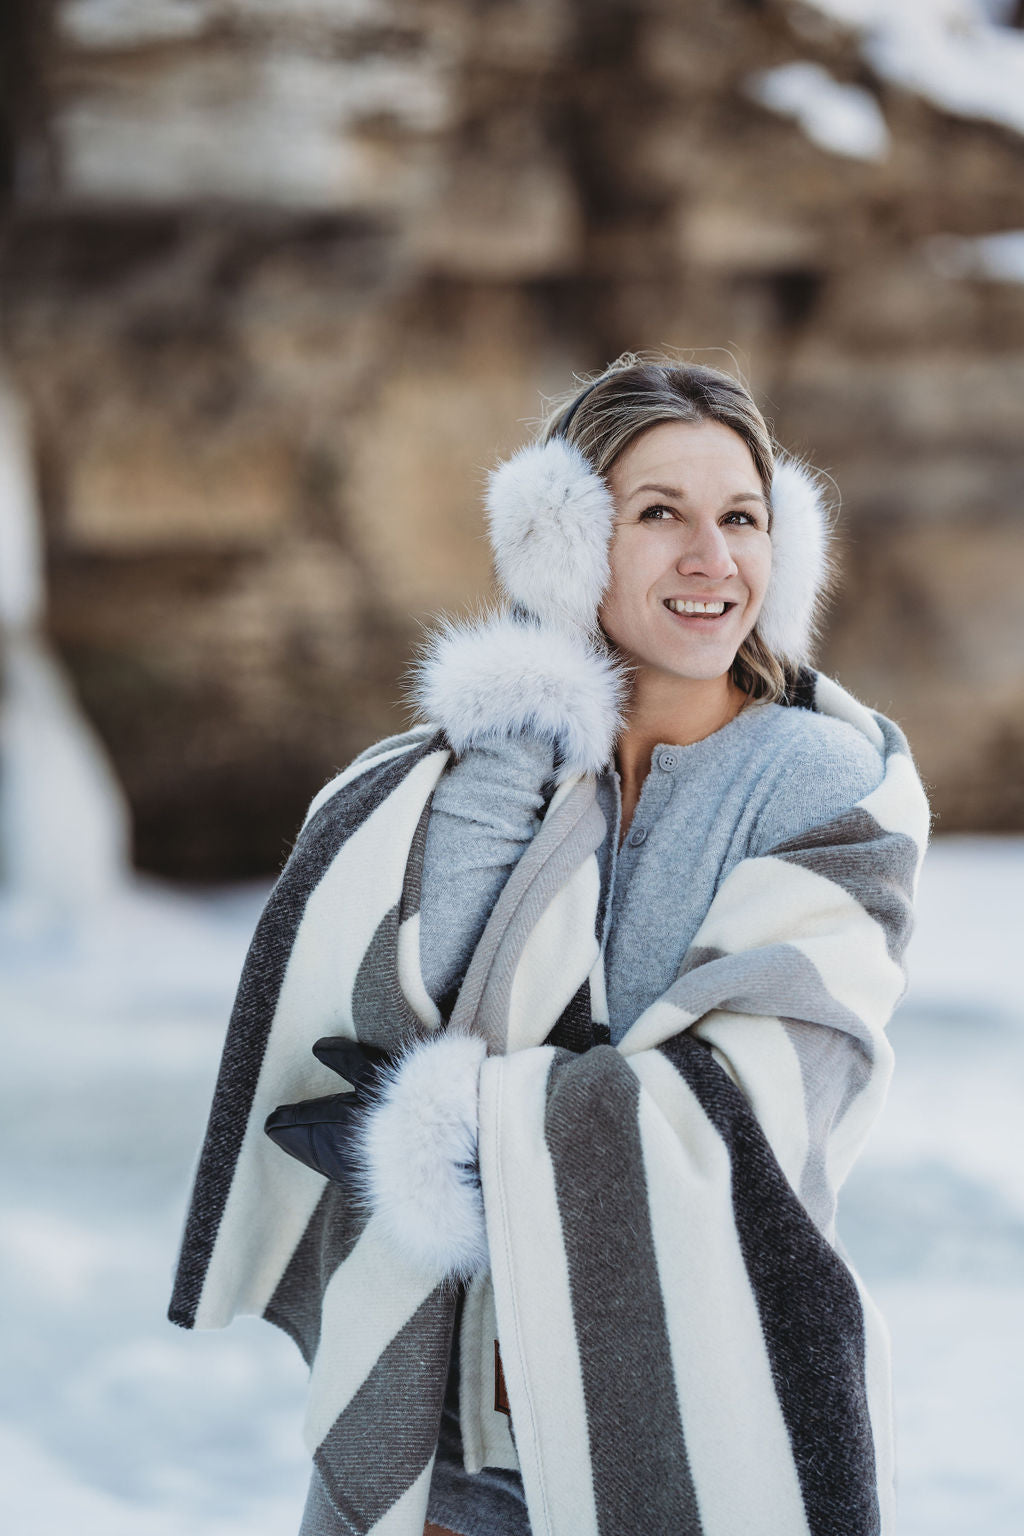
top-left (2, 1), bottom-right (1024, 1533)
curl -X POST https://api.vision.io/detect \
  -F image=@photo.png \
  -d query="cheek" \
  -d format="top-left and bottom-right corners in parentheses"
top-left (746, 541), bottom-right (772, 597)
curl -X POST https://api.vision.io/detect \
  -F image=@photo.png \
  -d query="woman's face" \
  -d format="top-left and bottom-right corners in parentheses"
top-left (598, 419), bottom-right (772, 683)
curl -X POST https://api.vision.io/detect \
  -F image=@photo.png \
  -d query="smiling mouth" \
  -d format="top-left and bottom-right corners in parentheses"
top-left (662, 600), bottom-right (737, 623)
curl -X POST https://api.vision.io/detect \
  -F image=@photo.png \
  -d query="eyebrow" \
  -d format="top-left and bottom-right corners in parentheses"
top-left (630, 482), bottom-right (769, 507)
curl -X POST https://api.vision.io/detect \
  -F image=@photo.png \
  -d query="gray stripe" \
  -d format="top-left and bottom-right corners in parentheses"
top-left (544, 1047), bottom-right (703, 1536)
top-left (767, 807), bottom-right (919, 963)
top-left (449, 778), bottom-right (609, 1053)
top-left (350, 899), bottom-right (427, 1051)
top-left (664, 941), bottom-right (878, 1056)
top-left (781, 1017), bottom-right (872, 1236)
top-left (399, 795), bottom-right (433, 923)
top-left (263, 1182), bottom-right (370, 1365)
top-left (312, 1286), bottom-right (456, 1535)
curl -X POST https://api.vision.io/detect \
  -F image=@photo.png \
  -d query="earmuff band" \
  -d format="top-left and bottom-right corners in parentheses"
top-left (556, 377), bottom-right (604, 439)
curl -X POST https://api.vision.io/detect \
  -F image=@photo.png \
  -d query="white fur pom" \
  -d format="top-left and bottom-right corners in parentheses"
top-left (355, 1030), bottom-right (489, 1280)
top-left (760, 455), bottom-right (835, 664)
top-left (404, 606), bottom-right (631, 782)
top-left (484, 437), bottom-right (616, 634)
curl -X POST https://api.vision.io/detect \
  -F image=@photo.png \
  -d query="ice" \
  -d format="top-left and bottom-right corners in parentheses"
top-left (1, 835), bottom-right (1021, 1532)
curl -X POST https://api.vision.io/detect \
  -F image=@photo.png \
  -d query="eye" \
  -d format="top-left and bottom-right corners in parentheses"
top-left (723, 509), bottom-right (762, 527)
top-left (639, 504), bottom-right (675, 522)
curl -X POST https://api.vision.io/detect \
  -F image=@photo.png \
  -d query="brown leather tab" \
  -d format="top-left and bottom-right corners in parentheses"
top-left (494, 1339), bottom-right (510, 1416)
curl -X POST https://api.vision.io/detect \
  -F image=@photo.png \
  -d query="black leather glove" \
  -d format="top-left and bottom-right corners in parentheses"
top-left (263, 1036), bottom-right (394, 1184)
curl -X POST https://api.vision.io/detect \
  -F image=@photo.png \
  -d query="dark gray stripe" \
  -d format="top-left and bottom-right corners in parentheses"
top-left (168, 731), bottom-right (447, 1329)
top-left (767, 805), bottom-right (919, 962)
top-left (263, 1182), bottom-right (371, 1366)
top-left (544, 1046), bottom-right (703, 1536)
top-left (661, 1031), bottom-right (880, 1536)
top-left (351, 898), bottom-right (428, 1050)
top-left (312, 1285), bottom-right (456, 1535)
top-left (545, 975), bottom-right (611, 1051)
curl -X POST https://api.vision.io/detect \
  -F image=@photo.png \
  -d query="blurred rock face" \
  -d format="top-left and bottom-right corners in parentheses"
top-left (1, 0), bottom-right (1022, 875)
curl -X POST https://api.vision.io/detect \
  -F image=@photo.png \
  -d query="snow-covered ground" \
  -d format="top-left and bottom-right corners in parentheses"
top-left (1, 835), bottom-right (1021, 1535)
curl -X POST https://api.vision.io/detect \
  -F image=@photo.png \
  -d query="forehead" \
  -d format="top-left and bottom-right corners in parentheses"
top-left (610, 418), bottom-right (759, 490)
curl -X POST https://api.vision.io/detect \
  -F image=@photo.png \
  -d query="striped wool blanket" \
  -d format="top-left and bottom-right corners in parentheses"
top-left (169, 666), bottom-right (930, 1536)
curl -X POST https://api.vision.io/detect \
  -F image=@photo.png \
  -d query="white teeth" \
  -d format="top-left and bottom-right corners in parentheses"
top-left (665, 599), bottom-right (727, 615)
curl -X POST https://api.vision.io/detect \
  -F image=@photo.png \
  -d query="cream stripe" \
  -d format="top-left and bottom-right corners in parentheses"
top-left (813, 672), bottom-right (885, 750)
top-left (694, 856), bottom-right (906, 1027)
top-left (506, 857), bottom-right (601, 1051)
top-left (859, 754), bottom-right (931, 885)
top-left (303, 1214), bottom-right (441, 1453)
top-left (478, 1050), bottom-right (599, 1536)
top-left (587, 939), bottom-right (610, 1029)
top-left (632, 1052), bottom-right (812, 1536)
top-left (617, 994), bottom-right (698, 1056)
top-left (196, 756), bottom-right (444, 1325)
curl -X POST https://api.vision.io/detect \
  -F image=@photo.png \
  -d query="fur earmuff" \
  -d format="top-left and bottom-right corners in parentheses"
top-left (404, 605), bottom-right (631, 781)
top-left (354, 1029), bottom-right (489, 1281)
top-left (759, 454), bottom-right (835, 664)
top-left (483, 436), bottom-right (616, 635)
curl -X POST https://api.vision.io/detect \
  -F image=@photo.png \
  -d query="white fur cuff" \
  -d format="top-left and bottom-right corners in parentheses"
top-left (357, 1030), bottom-right (489, 1280)
top-left (404, 607), bottom-right (631, 783)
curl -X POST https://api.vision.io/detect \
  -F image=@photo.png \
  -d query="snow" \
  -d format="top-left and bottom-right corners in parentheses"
top-left (744, 62), bottom-right (891, 160)
top-left (926, 229), bottom-right (1024, 283)
top-left (1, 836), bottom-right (1022, 1532)
top-left (802, 0), bottom-right (1024, 138)
top-left (0, 373), bottom-right (131, 912)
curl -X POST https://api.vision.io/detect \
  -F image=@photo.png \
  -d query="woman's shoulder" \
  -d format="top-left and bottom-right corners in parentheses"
top-left (742, 696), bottom-right (886, 855)
top-left (297, 726), bottom-right (440, 832)
top-left (345, 724), bottom-right (440, 773)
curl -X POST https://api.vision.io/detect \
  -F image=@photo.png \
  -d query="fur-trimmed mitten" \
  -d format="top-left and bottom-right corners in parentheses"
top-left (356, 1029), bottom-right (489, 1280)
top-left (265, 1029), bottom-right (489, 1280)
top-left (406, 605), bottom-right (632, 785)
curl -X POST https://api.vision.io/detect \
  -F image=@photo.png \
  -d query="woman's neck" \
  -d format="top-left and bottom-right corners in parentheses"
top-left (613, 668), bottom-right (750, 800)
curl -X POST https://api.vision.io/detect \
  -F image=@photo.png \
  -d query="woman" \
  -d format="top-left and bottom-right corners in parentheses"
top-left (170, 355), bottom-right (931, 1536)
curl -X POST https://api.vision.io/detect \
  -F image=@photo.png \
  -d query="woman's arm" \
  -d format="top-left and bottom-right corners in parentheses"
top-left (406, 605), bottom-right (629, 1016)
top-left (418, 734), bottom-right (557, 1012)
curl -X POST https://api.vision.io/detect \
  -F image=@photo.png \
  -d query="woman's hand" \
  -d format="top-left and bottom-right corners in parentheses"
top-left (265, 1031), bottom-right (488, 1278)
top-left (263, 1037), bottom-right (394, 1184)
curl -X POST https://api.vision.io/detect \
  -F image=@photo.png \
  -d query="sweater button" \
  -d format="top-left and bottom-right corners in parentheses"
top-left (657, 750), bottom-right (678, 771)
top-left (628, 825), bottom-right (647, 846)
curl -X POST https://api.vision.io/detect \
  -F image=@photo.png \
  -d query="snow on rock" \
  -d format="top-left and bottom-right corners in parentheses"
top-left (925, 228), bottom-right (1024, 282)
top-left (744, 60), bottom-right (891, 159)
top-left (801, 0), bottom-right (1024, 137)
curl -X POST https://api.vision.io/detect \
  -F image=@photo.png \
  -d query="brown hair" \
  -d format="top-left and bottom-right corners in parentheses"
top-left (538, 351), bottom-right (790, 703)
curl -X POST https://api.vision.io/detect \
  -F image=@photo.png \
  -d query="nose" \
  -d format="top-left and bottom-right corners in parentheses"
top-left (675, 517), bottom-right (737, 581)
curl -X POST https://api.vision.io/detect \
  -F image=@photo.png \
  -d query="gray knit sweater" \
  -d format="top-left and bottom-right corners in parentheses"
top-left (420, 696), bottom-right (887, 1534)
